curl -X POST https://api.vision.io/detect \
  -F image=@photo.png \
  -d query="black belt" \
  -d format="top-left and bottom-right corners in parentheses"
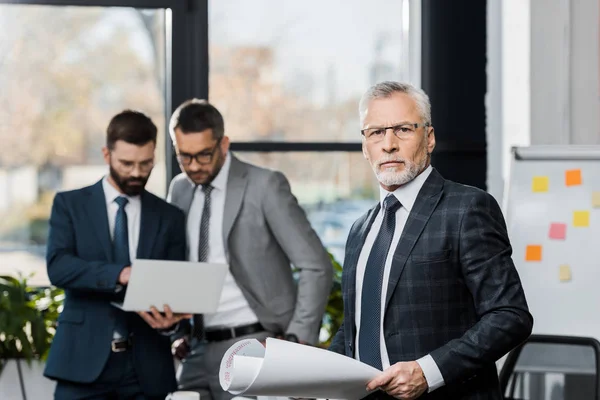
top-left (111, 336), bottom-right (132, 352)
top-left (205, 322), bottom-right (264, 342)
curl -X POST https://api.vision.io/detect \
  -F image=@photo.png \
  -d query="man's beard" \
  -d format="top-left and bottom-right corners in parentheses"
top-left (109, 165), bottom-right (149, 196)
top-left (373, 147), bottom-right (429, 187)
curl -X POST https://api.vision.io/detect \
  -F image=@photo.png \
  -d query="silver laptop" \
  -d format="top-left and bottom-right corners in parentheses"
top-left (112, 259), bottom-right (228, 314)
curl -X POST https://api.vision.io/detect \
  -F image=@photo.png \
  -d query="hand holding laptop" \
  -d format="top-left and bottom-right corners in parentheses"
top-left (138, 304), bottom-right (191, 330)
top-left (118, 266), bottom-right (132, 285)
top-left (111, 259), bottom-right (228, 316)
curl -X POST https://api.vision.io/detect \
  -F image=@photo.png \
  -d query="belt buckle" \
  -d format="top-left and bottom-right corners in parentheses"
top-left (111, 339), bottom-right (127, 353)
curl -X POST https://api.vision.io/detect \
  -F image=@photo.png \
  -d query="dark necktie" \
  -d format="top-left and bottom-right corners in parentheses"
top-left (192, 184), bottom-right (214, 340)
top-left (113, 196), bottom-right (130, 265)
top-left (197, 184), bottom-right (213, 262)
top-left (359, 194), bottom-right (401, 369)
top-left (113, 196), bottom-right (130, 337)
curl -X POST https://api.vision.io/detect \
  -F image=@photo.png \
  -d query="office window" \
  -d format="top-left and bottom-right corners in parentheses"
top-left (0, 4), bottom-right (167, 285)
top-left (235, 152), bottom-right (379, 262)
top-left (210, 0), bottom-right (412, 260)
top-left (209, 0), bottom-right (410, 142)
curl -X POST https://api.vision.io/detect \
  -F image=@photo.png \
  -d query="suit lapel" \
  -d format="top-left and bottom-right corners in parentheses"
top-left (87, 180), bottom-right (113, 261)
top-left (345, 203), bottom-right (381, 321)
top-left (384, 169), bottom-right (444, 311)
top-left (137, 192), bottom-right (160, 259)
top-left (178, 181), bottom-right (197, 218)
top-left (222, 155), bottom-right (248, 245)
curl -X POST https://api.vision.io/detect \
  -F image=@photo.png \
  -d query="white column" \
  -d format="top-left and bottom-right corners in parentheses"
top-left (570, 0), bottom-right (600, 144)
top-left (529, 0), bottom-right (599, 145)
top-left (486, 0), bottom-right (504, 202)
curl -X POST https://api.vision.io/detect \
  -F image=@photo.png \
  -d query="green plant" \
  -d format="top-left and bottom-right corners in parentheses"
top-left (0, 274), bottom-right (64, 372)
top-left (319, 252), bottom-right (344, 348)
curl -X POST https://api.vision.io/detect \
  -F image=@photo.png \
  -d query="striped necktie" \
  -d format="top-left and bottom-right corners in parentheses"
top-left (192, 184), bottom-right (214, 340)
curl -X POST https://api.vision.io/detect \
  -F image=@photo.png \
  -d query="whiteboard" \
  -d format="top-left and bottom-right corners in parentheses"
top-left (504, 145), bottom-right (600, 340)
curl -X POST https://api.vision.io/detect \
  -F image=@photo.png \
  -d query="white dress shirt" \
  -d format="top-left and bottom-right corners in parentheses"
top-left (354, 165), bottom-right (445, 392)
top-left (102, 177), bottom-right (141, 339)
top-left (102, 177), bottom-right (141, 264)
top-left (186, 153), bottom-right (259, 328)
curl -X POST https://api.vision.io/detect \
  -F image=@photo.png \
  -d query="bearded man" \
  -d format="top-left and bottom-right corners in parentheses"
top-left (328, 81), bottom-right (533, 400)
top-left (44, 110), bottom-right (189, 400)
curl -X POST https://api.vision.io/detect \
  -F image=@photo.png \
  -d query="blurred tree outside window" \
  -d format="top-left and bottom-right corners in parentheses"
top-left (0, 4), bottom-right (167, 285)
top-left (209, 0), bottom-right (411, 263)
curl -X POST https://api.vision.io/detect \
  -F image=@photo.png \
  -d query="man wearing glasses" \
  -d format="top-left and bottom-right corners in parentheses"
top-left (328, 81), bottom-right (532, 400)
top-left (167, 99), bottom-right (333, 400)
top-left (44, 110), bottom-right (191, 399)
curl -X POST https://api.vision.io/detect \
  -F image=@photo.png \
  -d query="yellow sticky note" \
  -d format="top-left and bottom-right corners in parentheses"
top-left (525, 245), bottom-right (542, 261)
top-left (559, 265), bottom-right (571, 282)
top-left (573, 210), bottom-right (590, 227)
top-left (565, 169), bottom-right (582, 186)
top-left (532, 176), bottom-right (549, 192)
top-left (593, 192), bottom-right (600, 208)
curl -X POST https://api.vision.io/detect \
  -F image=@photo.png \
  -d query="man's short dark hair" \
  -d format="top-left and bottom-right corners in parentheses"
top-left (106, 110), bottom-right (157, 150)
top-left (169, 99), bottom-right (224, 142)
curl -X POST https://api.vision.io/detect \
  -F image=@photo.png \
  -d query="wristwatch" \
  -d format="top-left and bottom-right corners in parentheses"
top-left (284, 333), bottom-right (299, 343)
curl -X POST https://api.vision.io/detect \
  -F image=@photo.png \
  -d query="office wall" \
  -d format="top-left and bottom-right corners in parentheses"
top-left (530, 0), bottom-right (600, 145)
top-left (487, 0), bottom-right (600, 203)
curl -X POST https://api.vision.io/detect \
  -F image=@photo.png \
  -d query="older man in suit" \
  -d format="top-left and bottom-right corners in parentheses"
top-left (329, 81), bottom-right (533, 400)
top-left (167, 99), bottom-right (333, 400)
top-left (44, 110), bottom-right (191, 399)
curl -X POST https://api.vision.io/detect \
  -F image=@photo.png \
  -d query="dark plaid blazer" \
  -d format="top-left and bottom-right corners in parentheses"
top-left (329, 168), bottom-right (533, 400)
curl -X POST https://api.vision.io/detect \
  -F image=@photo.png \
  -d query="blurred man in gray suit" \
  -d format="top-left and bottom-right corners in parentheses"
top-left (329, 82), bottom-right (533, 400)
top-left (167, 99), bottom-right (333, 400)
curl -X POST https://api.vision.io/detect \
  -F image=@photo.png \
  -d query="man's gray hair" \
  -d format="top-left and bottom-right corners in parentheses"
top-left (359, 81), bottom-right (432, 126)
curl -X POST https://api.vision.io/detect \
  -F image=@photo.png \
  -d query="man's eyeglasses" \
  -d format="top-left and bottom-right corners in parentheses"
top-left (113, 158), bottom-right (154, 173)
top-left (361, 122), bottom-right (430, 142)
top-left (176, 139), bottom-right (222, 166)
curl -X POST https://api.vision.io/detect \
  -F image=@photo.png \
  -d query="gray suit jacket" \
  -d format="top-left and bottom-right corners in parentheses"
top-left (168, 154), bottom-right (333, 344)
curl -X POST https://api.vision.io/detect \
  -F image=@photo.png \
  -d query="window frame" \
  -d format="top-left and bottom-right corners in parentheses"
top-left (1, 0), bottom-right (207, 188)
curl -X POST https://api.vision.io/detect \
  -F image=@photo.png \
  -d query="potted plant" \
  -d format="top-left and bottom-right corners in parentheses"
top-left (319, 252), bottom-right (344, 348)
top-left (0, 274), bottom-right (63, 399)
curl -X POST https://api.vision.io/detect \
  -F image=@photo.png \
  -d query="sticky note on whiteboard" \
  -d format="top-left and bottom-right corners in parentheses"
top-left (565, 169), bottom-right (582, 186)
top-left (559, 265), bottom-right (571, 282)
top-left (549, 223), bottom-right (567, 239)
top-left (532, 176), bottom-right (549, 192)
top-left (573, 211), bottom-right (590, 227)
top-left (593, 192), bottom-right (600, 208)
top-left (525, 245), bottom-right (542, 261)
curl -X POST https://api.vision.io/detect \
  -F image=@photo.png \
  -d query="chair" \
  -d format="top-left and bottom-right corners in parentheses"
top-left (499, 335), bottom-right (600, 399)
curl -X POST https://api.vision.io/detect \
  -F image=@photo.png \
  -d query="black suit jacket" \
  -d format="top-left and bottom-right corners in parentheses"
top-left (330, 169), bottom-right (533, 400)
top-left (43, 180), bottom-right (186, 397)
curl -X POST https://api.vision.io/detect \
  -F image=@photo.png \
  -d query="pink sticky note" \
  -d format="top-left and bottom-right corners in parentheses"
top-left (549, 223), bottom-right (567, 240)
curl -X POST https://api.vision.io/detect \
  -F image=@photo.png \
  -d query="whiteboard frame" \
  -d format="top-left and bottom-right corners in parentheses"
top-left (503, 145), bottom-right (600, 216)
top-left (503, 144), bottom-right (600, 340)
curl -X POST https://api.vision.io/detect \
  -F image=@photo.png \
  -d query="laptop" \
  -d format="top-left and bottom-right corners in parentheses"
top-left (111, 259), bottom-right (228, 314)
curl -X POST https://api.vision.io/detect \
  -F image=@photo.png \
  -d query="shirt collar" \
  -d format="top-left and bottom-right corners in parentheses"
top-left (102, 176), bottom-right (141, 207)
top-left (379, 164), bottom-right (433, 212)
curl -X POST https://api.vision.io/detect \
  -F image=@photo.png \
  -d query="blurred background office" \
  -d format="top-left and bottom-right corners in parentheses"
top-left (5, 0), bottom-right (596, 284)
top-left (0, 0), bottom-right (599, 398)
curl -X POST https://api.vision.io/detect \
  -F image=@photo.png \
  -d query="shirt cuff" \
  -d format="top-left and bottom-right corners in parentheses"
top-left (416, 354), bottom-right (445, 393)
